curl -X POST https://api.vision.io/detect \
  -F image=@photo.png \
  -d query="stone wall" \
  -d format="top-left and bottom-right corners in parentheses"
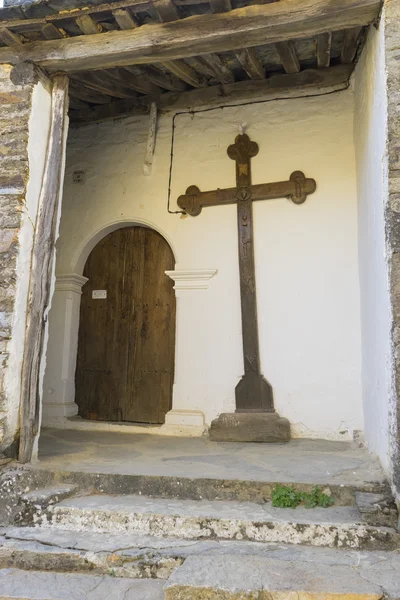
top-left (385, 0), bottom-right (400, 495)
top-left (0, 64), bottom-right (52, 456)
top-left (0, 64), bottom-right (34, 455)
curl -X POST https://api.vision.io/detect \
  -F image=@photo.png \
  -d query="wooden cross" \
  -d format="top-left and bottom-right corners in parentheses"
top-left (177, 134), bottom-right (316, 413)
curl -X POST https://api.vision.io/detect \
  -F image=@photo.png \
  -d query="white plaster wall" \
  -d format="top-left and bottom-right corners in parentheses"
top-left (46, 90), bottom-right (363, 439)
top-left (3, 81), bottom-right (52, 447)
top-left (353, 23), bottom-right (392, 471)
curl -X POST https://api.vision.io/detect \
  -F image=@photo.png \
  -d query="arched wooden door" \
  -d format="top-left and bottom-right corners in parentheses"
top-left (75, 226), bottom-right (175, 424)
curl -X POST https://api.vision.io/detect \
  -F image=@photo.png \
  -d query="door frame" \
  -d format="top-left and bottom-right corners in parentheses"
top-left (41, 218), bottom-right (177, 424)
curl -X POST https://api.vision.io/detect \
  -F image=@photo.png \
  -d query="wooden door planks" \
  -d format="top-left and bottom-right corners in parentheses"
top-left (76, 227), bottom-right (175, 424)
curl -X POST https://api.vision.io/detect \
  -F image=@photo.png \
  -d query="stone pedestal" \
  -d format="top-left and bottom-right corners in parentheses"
top-left (209, 412), bottom-right (290, 442)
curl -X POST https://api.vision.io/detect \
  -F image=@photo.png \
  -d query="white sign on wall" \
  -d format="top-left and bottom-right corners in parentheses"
top-left (92, 290), bottom-right (107, 299)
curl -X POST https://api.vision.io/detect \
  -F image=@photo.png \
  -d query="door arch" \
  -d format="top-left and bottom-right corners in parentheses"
top-left (75, 226), bottom-right (175, 424)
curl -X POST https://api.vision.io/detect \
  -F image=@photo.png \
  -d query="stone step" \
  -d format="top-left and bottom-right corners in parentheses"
top-left (1, 526), bottom-right (399, 598)
top-left (164, 552), bottom-right (400, 599)
top-left (16, 465), bottom-right (389, 507)
top-left (34, 493), bottom-right (400, 550)
top-left (0, 569), bottom-right (164, 599)
top-left (16, 484), bottom-right (79, 527)
top-left (355, 491), bottom-right (399, 528)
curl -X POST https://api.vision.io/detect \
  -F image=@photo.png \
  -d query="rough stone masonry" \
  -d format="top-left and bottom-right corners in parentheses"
top-left (0, 64), bottom-right (35, 456)
top-left (385, 0), bottom-right (400, 497)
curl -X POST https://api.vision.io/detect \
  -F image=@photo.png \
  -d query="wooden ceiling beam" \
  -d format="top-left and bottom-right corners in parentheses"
top-left (69, 83), bottom-right (112, 104)
top-left (209, 0), bottom-right (263, 80)
top-left (41, 23), bottom-right (66, 40)
top-left (112, 8), bottom-right (139, 30)
top-left (114, 2), bottom-right (203, 89)
top-left (200, 53), bottom-right (234, 84)
top-left (70, 64), bottom-right (353, 124)
top-left (106, 67), bottom-right (162, 94)
top-left (124, 64), bottom-right (187, 91)
top-left (275, 40), bottom-right (300, 73)
top-left (0, 0), bottom-right (380, 72)
top-left (0, 27), bottom-right (23, 46)
top-left (341, 26), bottom-right (362, 63)
top-left (235, 47), bottom-right (265, 79)
top-left (161, 59), bottom-right (206, 88)
top-left (153, 0), bottom-right (179, 22)
top-left (71, 72), bottom-right (138, 99)
top-left (316, 32), bottom-right (332, 68)
top-left (76, 15), bottom-right (103, 35)
top-left (209, 0), bottom-right (232, 13)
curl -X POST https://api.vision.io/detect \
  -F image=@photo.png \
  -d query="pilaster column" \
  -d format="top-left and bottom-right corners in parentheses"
top-left (162, 269), bottom-right (217, 435)
top-left (42, 274), bottom-right (88, 422)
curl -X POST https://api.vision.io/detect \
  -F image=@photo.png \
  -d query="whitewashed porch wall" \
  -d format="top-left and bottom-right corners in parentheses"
top-left (43, 90), bottom-right (364, 440)
top-left (354, 21), bottom-right (392, 473)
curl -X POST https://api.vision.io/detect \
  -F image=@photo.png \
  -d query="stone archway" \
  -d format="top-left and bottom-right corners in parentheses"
top-left (41, 219), bottom-right (176, 425)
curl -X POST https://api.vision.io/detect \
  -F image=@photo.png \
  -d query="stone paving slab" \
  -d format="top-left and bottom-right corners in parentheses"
top-left (0, 569), bottom-right (164, 599)
top-left (37, 428), bottom-right (386, 486)
top-left (164, 553), bottom-right (400, 599)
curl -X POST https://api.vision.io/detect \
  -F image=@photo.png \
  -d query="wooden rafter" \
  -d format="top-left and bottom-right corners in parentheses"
top-left (316, 32), bottom-right (332, 68)
top-left (275, 40), bottom-right (300, 73)
top-left (0, 0), bottom-right (380, 72)
top-left (200, 53), bottom-right (234, 84)
top-left (70, 64), bottom-right (353, 124)
top-left (76, 15), bottom-right (103, 35)
top-left (0, 27), bottom-right (23, 46)
top-left (341, 26), bottom-right (362, 63)
top-left (235, 48), bottom-right (265, 79)
top-left (41, 23), bottom-right (66, 40)
top-left (112, 8), bottom-right (138, 29)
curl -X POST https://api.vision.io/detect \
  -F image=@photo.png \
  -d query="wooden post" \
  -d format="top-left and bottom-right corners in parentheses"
top-left (19, 73), bottom-right (69, 463)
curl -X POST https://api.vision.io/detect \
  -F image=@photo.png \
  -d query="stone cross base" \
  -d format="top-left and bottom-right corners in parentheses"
top-left (209, 412), bottom-right (290, 442)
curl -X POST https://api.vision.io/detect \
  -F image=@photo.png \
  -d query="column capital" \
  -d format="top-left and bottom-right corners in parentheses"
top-left (165, 269), bottom-right (217, 291)
top-left (55, 273), bottom-right (88, 294)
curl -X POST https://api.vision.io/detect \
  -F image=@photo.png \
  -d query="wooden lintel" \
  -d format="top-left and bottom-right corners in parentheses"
top-left (19, 74), bottom-right (69, 464)
top-left (316, 31), bottom-right (332, 68)
top-left (341, 26), bottom-right (362, 63)
top-left (71, 64), bottom-right (353, 125)
top-left (235, 47), bottom-right (265, 79)
top-left (275, 40), bottom-right (300, 74)
top-left (0, 0), bottom-right (380, 73)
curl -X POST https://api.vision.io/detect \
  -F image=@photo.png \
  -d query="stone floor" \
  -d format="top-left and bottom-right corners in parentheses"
top-left (37, 427), bottom-right (385, 486)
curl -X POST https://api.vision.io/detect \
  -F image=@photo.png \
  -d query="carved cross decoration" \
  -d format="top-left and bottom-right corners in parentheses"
top-left (177, 134), bottom-right (316, 413)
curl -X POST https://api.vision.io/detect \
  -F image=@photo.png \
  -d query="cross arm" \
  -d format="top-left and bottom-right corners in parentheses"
top-left (177, 171), bottom-right (316, 216)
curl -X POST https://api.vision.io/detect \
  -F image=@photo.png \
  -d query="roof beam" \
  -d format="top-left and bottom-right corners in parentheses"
top-left (112, 9), bottom-right (139, 30)
top-left (0, 0), bottom-right (380, 73)
top-left (341, 26), bottom-right (362, 63)
top-left (316, 32), bottom-right (332, 68)
top-left (275, 40), bottom-right (300, 73)
top-left (153, 0), bottom-right (179, 22)
top-left (71, 64), bottom-right (353, 124)
top-left (0, 27), bottom-right (23, 46)
top-left (235, 47), bottom-right (265, 79)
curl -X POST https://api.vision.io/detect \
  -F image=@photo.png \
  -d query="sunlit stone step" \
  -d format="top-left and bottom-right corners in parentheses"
top-left (36, 493), bottom-right (400, 550)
